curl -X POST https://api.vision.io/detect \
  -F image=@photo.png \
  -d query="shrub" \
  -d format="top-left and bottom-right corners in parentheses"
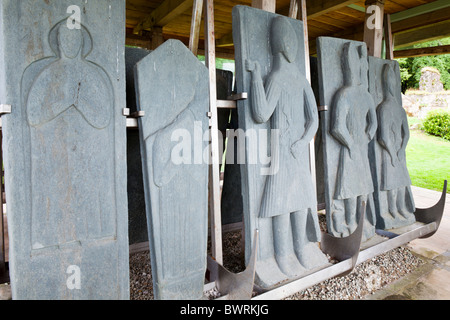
top-left (422, 109), bottom-right (450, 140)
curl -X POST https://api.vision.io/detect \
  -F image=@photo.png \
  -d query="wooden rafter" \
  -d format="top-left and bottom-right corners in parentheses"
top-left (307, 0), bottom-right (358, 19)
top-left (133, 0), bottom-right (192, 34)
top-left (217, 0), bottom-right (359, 47)
top-left (394, 44), bottom-right (450, 59)
top-left (391, 6), bottom-right (450, 34)
top-left (309, 0), bottom-right (450, 55)
top-left (395, 20), bottom-right (450, 49)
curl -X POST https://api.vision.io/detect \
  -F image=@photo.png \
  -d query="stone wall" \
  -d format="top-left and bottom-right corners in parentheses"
top-left (403, 67), bottom-right (449, 118)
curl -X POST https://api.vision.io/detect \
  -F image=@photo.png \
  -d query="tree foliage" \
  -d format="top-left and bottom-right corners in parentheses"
top-left (396, 37), bottom-right (450, 92)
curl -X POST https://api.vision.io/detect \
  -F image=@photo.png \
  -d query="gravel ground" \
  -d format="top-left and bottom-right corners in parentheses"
top-left (129, 221), bottom-right (426, 300)
top-left (285, 246), bottom-right (424, 300)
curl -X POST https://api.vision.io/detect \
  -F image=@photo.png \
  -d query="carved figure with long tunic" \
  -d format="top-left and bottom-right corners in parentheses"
top-left (246, 16), bottom-right (328, 278)
top-left (23, 22), bottom-right (115, 250)
top-left (330, 42), bottom-right (378, 240)
top-left (376, 63), bottom-right (415, 229)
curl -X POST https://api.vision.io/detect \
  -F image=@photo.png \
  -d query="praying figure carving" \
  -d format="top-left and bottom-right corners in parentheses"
top-left (375, 63), bottom-right (415, 229)
top-left (329, 42), bottom-right (378, 241)
top-left (22, 21), bottom-right (115, 250)
top-left (246, 16), bottom-right (328, 279)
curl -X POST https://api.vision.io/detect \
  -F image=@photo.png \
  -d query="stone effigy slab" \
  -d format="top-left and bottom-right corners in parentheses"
top-left (0, 0), bottom-right (129, 299)
top-left (134, 39), bottom-right (209, 300)
top-left (233, 5), bottom-right (328, 289)
top-left (315, 37), bottom-right (378, 242)
top-left (368, 57), bottom-right (416, 230)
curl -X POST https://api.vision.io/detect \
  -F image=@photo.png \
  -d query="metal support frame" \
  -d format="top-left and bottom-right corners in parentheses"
top-left (123, 107), bottom-right (145, 129)
top-left (252, 180), bottom-right (446, 300)
top-left (321, 202), bottom-right (366, 277)
top-left (0, 105), bottom-right (11, 115)
top-left (207, 230), bottom-right (259, 300)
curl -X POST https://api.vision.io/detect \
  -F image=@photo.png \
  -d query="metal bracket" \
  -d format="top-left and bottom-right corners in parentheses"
top-left (0, 104), bottom-right (12, 115)
top-left (414, 179), bottom-right (447, 239)
top-left (227, 92), bottom-right (248, 101)
top-left (321, 201), bottom-right (366, 277)
top-left (123, 108), bottom-right (145, 118)
top-left (122, 108), bottom-right (130, 117)
top-left (124, 108), bottom-right (145, 129)
top-left (130, 111), bottom-right (145, 118)
top-left (208, 229), bottom-right (259, 300)
top-left (318, 105), bottom-right (328, 112)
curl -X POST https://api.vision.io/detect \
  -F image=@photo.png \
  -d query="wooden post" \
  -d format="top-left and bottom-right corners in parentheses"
top-left (384, 13), bottom-right (394, 60)
top-left (189, 0), bottom-right (204, 56)
top-left (252, 0), bottom-right (276, 13)
top-left (204, 0), bottom-right (223, 266)
top-left (151, 26), bottom-right (164, 50)
top-left (364, 0), bottom-right (385, 57)
top-left (300, 0), bottom-right (310, 83)
top-left (288, 0), bottom-right (299, 19)
top-left (299, 0), bottom-right (317, 194)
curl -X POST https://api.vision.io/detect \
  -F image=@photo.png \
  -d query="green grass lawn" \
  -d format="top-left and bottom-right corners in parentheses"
top-left (406, 118), bottom-right (450, 193)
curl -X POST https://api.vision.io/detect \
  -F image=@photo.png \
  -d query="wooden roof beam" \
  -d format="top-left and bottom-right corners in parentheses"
top-left (217, 0), bottom-right (359, 47)
top-left (391, 6), bottom-right (450, 34)
top-left (390, 0), bottom-right (450, 23)
top-left (394, 20), bottom-right (450, 49)
top-left (307, 0), bottom-right (359, 19)
top-left (309, 2), bottom-right (450, 54)
top-left (394, 44), bottom-right (450, 59)
top-left (133, 0), bottom-right (193, 34)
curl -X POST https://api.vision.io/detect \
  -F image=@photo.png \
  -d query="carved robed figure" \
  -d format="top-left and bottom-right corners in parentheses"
top-left (233, 6), bottom-right (328, 289)
top-left (1, 0), bottom-right (129, 300)
top-left (134, 39), bottom-right (209, 300)
top-left (25, 22), bottom-right (116, 249)
top-left (316, 37), bottom-right (378, 242)
top-left (368, 58), bottom-right (416, 230)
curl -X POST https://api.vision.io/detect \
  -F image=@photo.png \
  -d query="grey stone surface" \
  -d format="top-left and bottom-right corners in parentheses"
top-left (368, 57), bottom-right (416, 230)
top-left (125, 47), bottom-right (151, 245)
top-left (316, 37), bottom-right (378, 242)
top-left (0, 0), bottom-right (129, 299)
top-left (419, 67), bottom-right (444, 93)
top-left (134, 39), bottom-right (209, 300)
top-left (233, 6), bottom-right (328, 289)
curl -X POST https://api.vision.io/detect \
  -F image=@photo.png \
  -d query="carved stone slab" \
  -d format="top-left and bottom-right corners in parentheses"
top-left (0, 0), bottom-right (129, 299)
top-left (368, 57), bottom-right (416, 230)
top-left (134, 39), bottom-right (209, 300)
top-left (316, 37), bottom-right (378, 242)
top-left (233, 6), bottom-right (328, 289)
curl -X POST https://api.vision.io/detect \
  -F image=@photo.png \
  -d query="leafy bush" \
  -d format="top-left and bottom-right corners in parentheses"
top-left (422, 110), bottom-right (450, 140)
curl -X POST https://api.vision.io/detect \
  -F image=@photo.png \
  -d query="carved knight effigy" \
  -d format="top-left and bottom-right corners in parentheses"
top-left (316, 37), bottom-right (378, 242)
top-left (368, 57), bottom-right (416, 230)
top-left (233, 6), bottom-right (329, 289)
top-left (1, 0), bottom-right (129, 299)
top-left (134, 39), bottom-right (210, 300)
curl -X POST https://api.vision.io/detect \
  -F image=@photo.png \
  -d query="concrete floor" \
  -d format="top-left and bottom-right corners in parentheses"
top-left (366, 185), bottom-right (450, 300)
